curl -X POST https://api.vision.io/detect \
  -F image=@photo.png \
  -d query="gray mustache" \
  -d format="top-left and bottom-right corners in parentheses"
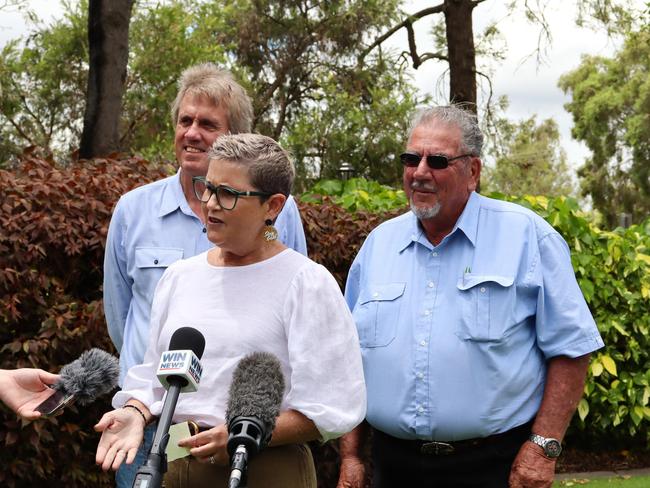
top-left (411, 181), bottom-right (437, 192)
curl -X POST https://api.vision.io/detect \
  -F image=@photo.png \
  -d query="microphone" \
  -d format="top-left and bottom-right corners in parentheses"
top-left (133, 327), bottom-right (205, 488)
top-left (225, 352), bottom-right (285, 488)
top-left (35, 348), bottom-right (119, 416)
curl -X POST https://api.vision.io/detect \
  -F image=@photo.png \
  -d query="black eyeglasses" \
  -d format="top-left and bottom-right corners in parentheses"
top-left (192, 176), bottom-right (272, 210)
top-left (400, 151), bottom-right (473, 169)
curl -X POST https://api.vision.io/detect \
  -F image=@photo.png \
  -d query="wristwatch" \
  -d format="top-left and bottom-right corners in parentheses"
top-left (529, 433), bottom-right (562, 458)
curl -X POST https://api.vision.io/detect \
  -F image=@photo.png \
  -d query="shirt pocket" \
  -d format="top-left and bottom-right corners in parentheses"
top-left (354, 283), bottom-right (406, 348)
top-left (133, 247), bottom-right (184, 301)
top-left (455, 274), bottom-right (515, 342)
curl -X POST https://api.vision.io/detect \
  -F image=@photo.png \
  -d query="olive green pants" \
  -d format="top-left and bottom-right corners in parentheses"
top-left (163, 444), bottom-right (316, 488)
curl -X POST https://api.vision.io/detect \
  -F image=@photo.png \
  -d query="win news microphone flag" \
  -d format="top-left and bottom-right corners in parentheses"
top-left (225, 352), bottom-right (285, 488)
top-left (133, 327), bottom-right (206, 488)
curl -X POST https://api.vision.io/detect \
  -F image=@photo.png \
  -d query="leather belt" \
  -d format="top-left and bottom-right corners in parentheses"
top-left (374, 420), bottom-right (533, 456)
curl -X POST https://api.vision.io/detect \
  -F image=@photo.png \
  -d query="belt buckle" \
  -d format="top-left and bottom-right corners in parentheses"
top-left (421, 441), bottom-right (454, 455)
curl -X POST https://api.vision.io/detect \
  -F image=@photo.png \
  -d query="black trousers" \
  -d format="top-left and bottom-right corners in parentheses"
top-left (371, 422), bottom-right (532, 488)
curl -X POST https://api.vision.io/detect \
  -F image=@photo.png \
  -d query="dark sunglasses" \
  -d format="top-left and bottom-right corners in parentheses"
top-left (400, 151), bottom-right (473, 169)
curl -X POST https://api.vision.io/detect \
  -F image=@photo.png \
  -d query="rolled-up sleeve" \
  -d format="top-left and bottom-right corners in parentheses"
top-left (534, 232), bottom-right (604, 358)
top-left (282, 264), bottom-right (366, 441)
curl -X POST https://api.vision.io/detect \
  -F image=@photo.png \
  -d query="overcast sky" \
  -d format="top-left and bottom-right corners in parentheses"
top-left (0, 1), bottom-right (636, 171)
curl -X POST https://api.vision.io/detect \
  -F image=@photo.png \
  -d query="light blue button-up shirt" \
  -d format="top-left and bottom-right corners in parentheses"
top-left (103, 171), bottom-right (307, 382)
top-left (345, 192), bottom-right (603, 441)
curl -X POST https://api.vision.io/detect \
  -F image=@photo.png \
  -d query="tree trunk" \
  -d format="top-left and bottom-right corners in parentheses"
top-left (444, 0), bottom-right (477, 112)
top-left (79, 0), bottom-right (134, 159)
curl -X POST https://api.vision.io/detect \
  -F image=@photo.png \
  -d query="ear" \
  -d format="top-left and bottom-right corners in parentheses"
top-left (265, 193), bottom-right (287, 221)
top-left (467, 157), bottom-right (482, 192)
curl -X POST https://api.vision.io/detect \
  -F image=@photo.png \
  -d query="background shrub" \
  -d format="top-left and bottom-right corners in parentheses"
top-left (1, 156), bottom-right (649, 486)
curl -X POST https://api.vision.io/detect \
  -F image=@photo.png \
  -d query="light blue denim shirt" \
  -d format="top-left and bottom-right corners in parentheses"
top-left (345, 191), bottom-right (603, 441)
top-left (103, 171), bottom-right (307, 382)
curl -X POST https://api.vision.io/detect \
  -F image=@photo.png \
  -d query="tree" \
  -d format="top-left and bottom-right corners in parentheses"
top-left (559, 24), bottom-right (650, 227)
top-left (482, 110), bottom-right (575, 197)
top-left (0, 1), bottom-right (421, 186)
top-left (79, 0), bottom-right (134, 158)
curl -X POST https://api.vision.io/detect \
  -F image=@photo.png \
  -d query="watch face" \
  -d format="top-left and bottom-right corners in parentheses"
top-left (544, 439), bottom-right (562, 458)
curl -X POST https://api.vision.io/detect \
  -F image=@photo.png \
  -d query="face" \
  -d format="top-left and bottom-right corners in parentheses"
top-left (403, 122), bottom-right (480, 227)
top-left (174, 93), bottom-right (230, 178)
top-left (202, 160), bottom-right (273, 253)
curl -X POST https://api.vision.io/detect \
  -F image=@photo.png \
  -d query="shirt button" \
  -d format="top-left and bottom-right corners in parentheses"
top-left (372, 292), bottom-right (379, 298)
top-left (417, 372), bottom-right (424, 379)
top-left (428, 281), bottom-right (435, 288)
top-left (418, 406), bottom-right (425, 413)
top-left (423, 310), bottom-right (430, 316)
top-left (480, 287), bottom-right (486, 293)
top-left (420, 340), bottom-right (427, 347)
top-left (432, 251), bottom-right (439, 257)
top-left (202, 227), bottom-right (207, 233)
top-left (153, 259), bottom-right (159, 265)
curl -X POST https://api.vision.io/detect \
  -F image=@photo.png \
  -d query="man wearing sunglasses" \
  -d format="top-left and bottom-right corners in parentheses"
top-left (102, 63), bottom-right (307, 488)
top-left (338, 106), bottom-right (603, 488)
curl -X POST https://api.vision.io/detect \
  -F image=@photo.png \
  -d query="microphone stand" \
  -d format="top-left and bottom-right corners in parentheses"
top-left (132, 377), bottom-right (184, 488)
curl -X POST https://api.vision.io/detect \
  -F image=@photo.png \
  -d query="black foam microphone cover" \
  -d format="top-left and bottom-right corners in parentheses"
top-left (169, 326), bottom-right (205, 359)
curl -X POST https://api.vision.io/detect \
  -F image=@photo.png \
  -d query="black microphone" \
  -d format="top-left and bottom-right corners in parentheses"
top-left (35, 348), bottom-right (119, 416)
top-left (225, 352), bottom-right (285, 488)
top-left (132, 327), bottom-right (206, 488)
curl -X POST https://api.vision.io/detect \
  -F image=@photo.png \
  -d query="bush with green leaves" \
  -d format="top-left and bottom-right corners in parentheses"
top-left (498, 193), bottom-right (650, 445)
top-left (301, 177), bottom-right (407, 212)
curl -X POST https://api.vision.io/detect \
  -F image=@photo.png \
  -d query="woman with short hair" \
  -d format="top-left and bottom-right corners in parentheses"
top-left (95, 133), bottom-right (366, 488)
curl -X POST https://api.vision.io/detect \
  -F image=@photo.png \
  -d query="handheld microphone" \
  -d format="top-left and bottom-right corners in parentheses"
top-left (133, 327), bottom-right (205, 488)
top-left (35, 348), bottom-right (119, 416)
top-left (225, 352), bottom-right (285, 488)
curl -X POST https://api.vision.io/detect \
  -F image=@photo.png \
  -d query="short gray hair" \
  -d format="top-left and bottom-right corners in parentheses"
top-left (208, 134), bottom-right (294, 197)
top-left (408, 105), bottom-right (483, 157)
top-left (171, 63), bottom-right (254, 134)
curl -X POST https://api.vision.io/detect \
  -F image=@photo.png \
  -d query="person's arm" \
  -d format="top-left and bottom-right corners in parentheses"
top-left (95, 398), bottom-right (151, 471)
top-left (337, 421), bottom-right (369, 488)
top-left (178, 408), bottom-right (321, 465)
top-left (509, 354), bottom-right (590, 488)
top-left (103, 200), bottom-right (132, 351)
top-left (275, 195), bottom-right (308, 255)
top-left (0, 368), bottom-right (60, 420)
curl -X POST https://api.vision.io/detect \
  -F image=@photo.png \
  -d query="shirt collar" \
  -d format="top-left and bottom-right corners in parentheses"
top-left (158, 169), bottom-right (193, 218)
top-left (397, 191), bottom-right (481, 251)
top-left (454, 191), bottom-right (480, 247)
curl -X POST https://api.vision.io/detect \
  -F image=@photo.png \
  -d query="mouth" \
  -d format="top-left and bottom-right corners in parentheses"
top-left (208, 216), bottom-right (224, 225)
top-left (184, 145), bottom-right (205, 154)
top-left (411, 184), bottom-right (437, 194)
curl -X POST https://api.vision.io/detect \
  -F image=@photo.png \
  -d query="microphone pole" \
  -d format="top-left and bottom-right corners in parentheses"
top-left (132, 377), bottom-right (184, 488)
top-left (132, 327), bottom-right (205, 488)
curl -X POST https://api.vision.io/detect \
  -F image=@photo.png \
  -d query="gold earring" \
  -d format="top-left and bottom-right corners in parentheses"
top-left (263, 219), bottom-right (278, 242)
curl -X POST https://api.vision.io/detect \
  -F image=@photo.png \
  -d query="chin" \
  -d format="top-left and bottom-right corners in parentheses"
top-left (410, 200), bottom-right (441, 219)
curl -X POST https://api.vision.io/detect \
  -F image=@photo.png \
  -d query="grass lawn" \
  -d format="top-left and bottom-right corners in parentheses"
top-left (554, 475), bottom-right (650, 487)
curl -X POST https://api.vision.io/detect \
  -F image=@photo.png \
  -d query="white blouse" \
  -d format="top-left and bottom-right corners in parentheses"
top-left (113, 249), bottom-right (366, 441)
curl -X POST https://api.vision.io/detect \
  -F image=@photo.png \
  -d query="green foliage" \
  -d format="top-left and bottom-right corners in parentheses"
top-left (0, 0), bottom-right (420, 183)
top-left (483, 113), bottom-right (575, 197)
top-left (0, 0), bottom-right (88, 163)
top-left (302, 177), bottom-right (407, 212)
top-left (559, 24), bottom-right (650, 228)
top-left (497, 193), bottom-right (650, 444)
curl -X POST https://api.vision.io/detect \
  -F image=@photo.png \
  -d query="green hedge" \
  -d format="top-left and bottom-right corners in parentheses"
top-left (1, 158), bottom-right (649, 486)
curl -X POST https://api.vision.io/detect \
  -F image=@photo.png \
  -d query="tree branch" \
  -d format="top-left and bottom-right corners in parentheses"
top-left (358, 4), bottom-right (445, 64)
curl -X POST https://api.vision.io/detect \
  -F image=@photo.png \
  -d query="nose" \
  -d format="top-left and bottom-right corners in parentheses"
top-left (204, 191), bottom-right (221, 210)
top-left (184, 119), bottom-right (201, 140)
top-left (413, 155), bottom-right (433, 180)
